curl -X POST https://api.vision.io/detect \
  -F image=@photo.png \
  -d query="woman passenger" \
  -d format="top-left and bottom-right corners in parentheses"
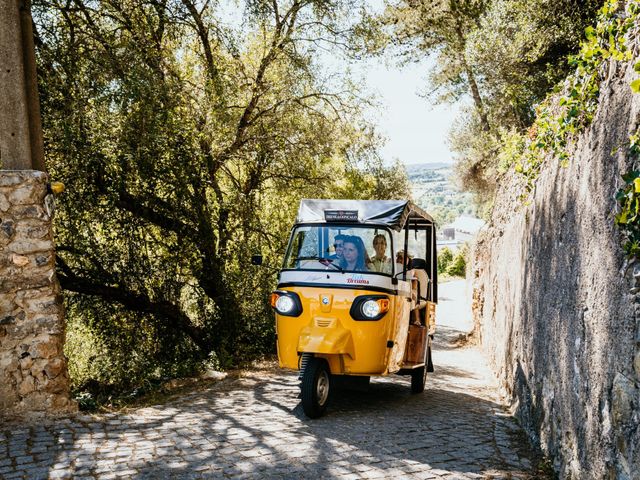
top-left (340, 236), bottom-right (368, 272)
top-left (370, 234), bottom-right (392, 274)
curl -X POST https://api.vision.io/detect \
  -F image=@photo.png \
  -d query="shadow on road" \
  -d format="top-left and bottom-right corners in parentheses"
top-left (0, 278), bottom-right (550, 479)
top-left (1, 368), bottom-right (548, 479)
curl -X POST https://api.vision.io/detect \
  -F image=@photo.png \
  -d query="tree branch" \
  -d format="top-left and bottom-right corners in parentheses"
top-left (57, 258), bottom-right (213, 354)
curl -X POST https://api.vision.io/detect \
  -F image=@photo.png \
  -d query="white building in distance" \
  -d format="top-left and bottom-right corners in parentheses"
top-left (438, 215), bottom-right (486, 252)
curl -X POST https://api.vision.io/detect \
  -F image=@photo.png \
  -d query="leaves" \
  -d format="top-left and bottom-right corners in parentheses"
top-left (369, 0), bottom-right (603, 202)
top-left (35, 0), bottom-right (407, 396)
top-left (512, 0), bottom-right (640, 193)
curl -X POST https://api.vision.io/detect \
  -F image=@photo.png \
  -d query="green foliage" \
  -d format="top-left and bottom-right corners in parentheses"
top-left (438, 246), bottom-right (453, 273)
top-left (370, 0), bottom-right (602, 203)
top-left (406, 163), bottom-right (476, 226)
top-left (615, 165), bottom-right (640, 258)
top-left (486, 0), bottom-right (640, 259)
top-left (513, 0), bottom-right (638, 190)
top-left (437, 245), bottom-right (467, 277)
top-left (33, 0), bottom-right (407, 400)
top-left (446, 245), bottom-right (467, 277)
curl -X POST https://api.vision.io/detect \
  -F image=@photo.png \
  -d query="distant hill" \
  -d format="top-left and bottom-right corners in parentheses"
top-left (404, 162), bottom-right (453, 175)
top-left (405, 161), bottom-right (475, 226)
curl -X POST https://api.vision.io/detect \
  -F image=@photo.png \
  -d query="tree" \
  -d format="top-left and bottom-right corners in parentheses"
top-left (363, 0), bottom-right (601, 203)
top-left (379, 0), bottom-right (490, 132)
top-left (33, 0), bottom-right (408, 393)
top-left (438, 246), bottom-right (453, 273)
top-left (446, 246), bottom-right (467, 277)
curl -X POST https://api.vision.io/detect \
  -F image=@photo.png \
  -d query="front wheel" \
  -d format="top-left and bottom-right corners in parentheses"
top-left (301, 357), bottom-right (331, 418)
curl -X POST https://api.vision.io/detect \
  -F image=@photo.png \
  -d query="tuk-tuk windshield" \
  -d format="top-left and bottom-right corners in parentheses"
top-left (284, 225), bottom-right (395, 275)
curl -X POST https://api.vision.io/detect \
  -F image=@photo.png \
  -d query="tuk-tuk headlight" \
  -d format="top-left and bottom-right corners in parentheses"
top-left (350, 295), bottom-right (390, 321)
top-left (270, 291), bottom-right (303, 317)
top-left (275, 295), bottom-right (295, 314)
top-left (362, 300), bottom-right (381, 318)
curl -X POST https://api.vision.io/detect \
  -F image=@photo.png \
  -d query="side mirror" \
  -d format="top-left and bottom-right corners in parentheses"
top-left (251, 254), bottom-right (263, 266)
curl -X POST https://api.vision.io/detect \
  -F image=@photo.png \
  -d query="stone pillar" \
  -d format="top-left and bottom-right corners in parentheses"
top-left (0, 170), bottom-right (75, 415)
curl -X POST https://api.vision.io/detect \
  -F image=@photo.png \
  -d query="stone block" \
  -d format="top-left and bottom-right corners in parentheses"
top-left (19, 356), bottom-right (33, 370)
top-left (15, 286), bottom-right (55, 303)
top-left (33, 315), bottom-right (64, 335)
top-left (32, 336), bottom-right (62, 359)
top-left (7, 184), bottom-right (46, 205)
top-left (0, 388), bottom-right (17, 410)
top-left (0, 293), bottom-right (16, 313)
top-left (18, 375), bottom-right (36, 396)
top-left (0, 173), bottom-right (28, 187)
top-left (0, 193), bottom-right (10, 212)
top-left (15, 220), bottom-right (50, 240)
top-left (24, 296), bottom-right (61, 315)
top-left (0, 272), bottom-right (54, 292)
top-left (44, 374), bottom-right (69, 394)
top-left (8, 205), bottom-right (49, 221)
top-left (0, 354), bottom-right (19, 372)
top-left (43, 358), bottom-right (65, 379)
top-left (51, 394), bottom-right (75, 411)
top-left (17, 391), bottom-right (50, 412)
top-left (11, 254), bottom-right (29, 267)
top-left (35, 253), bottom-right (53, 267)
top-left (0, 315), bottom-right (16, 326)
top-left (1, 309), bottom-right (25, 326)
top-left (0, 220), bottom-right (16, 240)
top-left (8, 238), bottom-right (54, 255)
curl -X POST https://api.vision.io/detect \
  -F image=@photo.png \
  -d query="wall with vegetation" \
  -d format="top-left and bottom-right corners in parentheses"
top-left (471, 15), bottom-right (640, 479)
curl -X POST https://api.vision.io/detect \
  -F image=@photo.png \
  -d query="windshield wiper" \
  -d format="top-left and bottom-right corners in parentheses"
top-left (319, 258), bottom-right (344, 272)
top-left (296, 256), bottom-right (344, 272)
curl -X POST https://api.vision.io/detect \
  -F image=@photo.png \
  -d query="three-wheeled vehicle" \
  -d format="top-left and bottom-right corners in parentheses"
top-left (269, 199), bottom-right (438, 418)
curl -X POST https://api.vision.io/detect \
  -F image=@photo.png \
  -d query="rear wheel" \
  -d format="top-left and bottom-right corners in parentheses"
top-left (301, 357), bottom-right (331, 418)
top-left (411, 337), bottom-right (431, 393)
top-left (411, 366), bottom-right (427, 393)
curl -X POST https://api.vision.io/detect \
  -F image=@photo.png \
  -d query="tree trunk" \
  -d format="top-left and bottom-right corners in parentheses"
top-left (454, 20), bottom-right (490, 132)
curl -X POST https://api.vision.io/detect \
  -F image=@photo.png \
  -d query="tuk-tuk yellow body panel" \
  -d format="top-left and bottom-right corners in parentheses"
top-left (276, 285), bottom-right (412, 375)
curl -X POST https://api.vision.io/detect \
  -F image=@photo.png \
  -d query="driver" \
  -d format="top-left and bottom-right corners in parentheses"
top-left (328, 234), bottom-right (347, 261)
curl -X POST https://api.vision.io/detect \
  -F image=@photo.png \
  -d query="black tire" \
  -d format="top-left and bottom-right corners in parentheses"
top-left (411, 366), bottom-right (427, 393)
top-left (301, 357), bottom-right (331, 418)
top-left (411, 336), bottom-right (430, 393)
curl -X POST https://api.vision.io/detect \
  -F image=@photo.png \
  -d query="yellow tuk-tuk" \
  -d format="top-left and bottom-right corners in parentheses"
top-left (269, 199), bottom-right (438, 418)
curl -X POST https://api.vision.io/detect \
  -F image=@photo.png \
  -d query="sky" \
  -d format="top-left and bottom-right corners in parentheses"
top-left (217, 0), bottom-right (460, 167)
top-left (356, 58), bottom-right (459, 166)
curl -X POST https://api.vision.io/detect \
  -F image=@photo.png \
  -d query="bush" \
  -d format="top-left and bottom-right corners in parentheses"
top-left (446, 251), bottom-right (467, 277)
top-left (438, 247), bottom-right (453, 274)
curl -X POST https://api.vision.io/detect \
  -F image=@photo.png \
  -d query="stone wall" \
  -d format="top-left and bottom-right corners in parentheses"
top-left (0, 170), bottom-right (75, 415)
top-left (471, 61), bottom-right (640, 478)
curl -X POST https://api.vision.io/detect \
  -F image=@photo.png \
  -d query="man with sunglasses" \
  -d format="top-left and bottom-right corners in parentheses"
top-left (328, 234), bottom-right (347, 261)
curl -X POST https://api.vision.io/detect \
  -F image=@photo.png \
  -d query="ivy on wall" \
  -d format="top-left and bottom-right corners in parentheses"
top-left (616, 129), bottom-right (640, 257)
top-left (498, 0), bottom-right (640, 257)
top-left (510, 0), bottom-right (638, 181)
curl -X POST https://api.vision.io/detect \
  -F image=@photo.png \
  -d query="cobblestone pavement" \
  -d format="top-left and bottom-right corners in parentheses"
top-left (1, 281), bottom-right (546, 479)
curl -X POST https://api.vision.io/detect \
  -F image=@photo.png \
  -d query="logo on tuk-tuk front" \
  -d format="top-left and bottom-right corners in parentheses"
top-left (346, 274), bottom-right (369, 285)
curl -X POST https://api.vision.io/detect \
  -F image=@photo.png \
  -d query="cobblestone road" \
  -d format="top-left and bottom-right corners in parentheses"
top-left (1, 281), bottom-right (546, 479)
